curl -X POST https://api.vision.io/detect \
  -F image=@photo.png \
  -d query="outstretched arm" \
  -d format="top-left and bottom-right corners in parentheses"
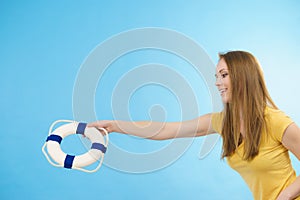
top-left (88, 113), bottom-right (215, 140)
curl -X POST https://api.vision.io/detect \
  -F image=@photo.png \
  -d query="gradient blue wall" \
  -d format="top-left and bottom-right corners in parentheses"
top-left (1, 0), bottom-right (299, 199)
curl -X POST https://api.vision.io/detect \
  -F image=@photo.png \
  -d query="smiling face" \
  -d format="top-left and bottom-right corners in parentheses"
top-left (215, 58), bottom-right (231, 103)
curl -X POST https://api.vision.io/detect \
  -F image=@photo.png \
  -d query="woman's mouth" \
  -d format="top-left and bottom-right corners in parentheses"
top-left (219, 88), bottom-right (227, 96)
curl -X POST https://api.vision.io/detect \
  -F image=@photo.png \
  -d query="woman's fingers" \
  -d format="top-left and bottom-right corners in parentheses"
top-left (87, 120), bottom-right (113, 133)
top-left (87, 121), bottom-right (102, 128)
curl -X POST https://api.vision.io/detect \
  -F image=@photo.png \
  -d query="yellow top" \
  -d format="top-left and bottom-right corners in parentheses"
top-left (211, 107), bottom-right (298, 200)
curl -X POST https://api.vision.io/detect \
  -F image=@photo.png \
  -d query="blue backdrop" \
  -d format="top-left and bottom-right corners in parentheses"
top-left (1, 0), bottom-right (299, 199)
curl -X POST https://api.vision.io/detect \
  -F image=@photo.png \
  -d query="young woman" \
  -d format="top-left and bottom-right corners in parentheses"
top-left (88, 51), bottom-right (300, 200)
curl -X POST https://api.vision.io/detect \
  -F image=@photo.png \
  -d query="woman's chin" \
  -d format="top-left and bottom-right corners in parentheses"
top-left (221, 96), bottom-right (230, 104)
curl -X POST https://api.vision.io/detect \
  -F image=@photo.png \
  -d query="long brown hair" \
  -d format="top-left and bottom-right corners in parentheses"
top-left (219, 51), bottom-right (277, 161)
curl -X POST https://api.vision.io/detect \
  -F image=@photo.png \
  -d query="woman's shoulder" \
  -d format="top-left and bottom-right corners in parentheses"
top-left (211, 111), bottom-right (224, 133)
top-left (264, 106), bottom-right (290, 120)
top-left (211, 111), bottom-right (224, 123)
top-left (264, 106), bottom-right (294, 142)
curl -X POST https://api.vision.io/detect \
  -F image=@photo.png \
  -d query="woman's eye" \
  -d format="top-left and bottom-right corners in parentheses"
top-left (221, 73), bottom-right (228, 78)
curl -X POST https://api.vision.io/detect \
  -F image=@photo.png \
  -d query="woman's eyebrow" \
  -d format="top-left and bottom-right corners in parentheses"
top-left (215, 68), bottom-right (229, 77)
top-left (218, 68), bottom-right (227, 73)
top-left (215, 68), bottom-right (227, 76)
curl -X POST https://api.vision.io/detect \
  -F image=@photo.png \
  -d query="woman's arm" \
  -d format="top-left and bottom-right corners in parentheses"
top-left (277, 123), bottom-right (300, 200)
top-left (88, 113), bottom-right (215, 140)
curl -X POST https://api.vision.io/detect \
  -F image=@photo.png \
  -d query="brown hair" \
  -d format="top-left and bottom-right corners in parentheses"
top-left (219, 51), bottom-right (277, 160)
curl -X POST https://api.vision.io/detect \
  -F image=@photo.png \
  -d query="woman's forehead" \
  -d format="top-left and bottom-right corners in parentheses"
top-left (216, 59), bottom-right (228, 72)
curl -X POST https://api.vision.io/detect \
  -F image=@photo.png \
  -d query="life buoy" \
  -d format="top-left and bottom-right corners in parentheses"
top-left (42, 120), bottom-right (109, 173)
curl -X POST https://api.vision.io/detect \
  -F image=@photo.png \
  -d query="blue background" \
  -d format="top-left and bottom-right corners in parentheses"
top-left (1, 0), bottom-right (299, 199)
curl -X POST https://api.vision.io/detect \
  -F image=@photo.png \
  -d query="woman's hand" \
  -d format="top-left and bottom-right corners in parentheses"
top-left (88, 120), bottom-right (115, 134)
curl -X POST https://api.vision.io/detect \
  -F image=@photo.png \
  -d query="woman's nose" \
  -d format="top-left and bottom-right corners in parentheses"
top-left (215, 77), bottom-right (222, 86)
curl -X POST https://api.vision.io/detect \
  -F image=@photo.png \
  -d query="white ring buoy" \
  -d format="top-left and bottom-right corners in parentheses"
top-left (42, 120), bottom-right (109, 173)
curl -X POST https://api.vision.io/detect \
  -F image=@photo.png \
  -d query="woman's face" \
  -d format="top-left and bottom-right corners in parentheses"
top-left (215, 58), bottom-right (231, 103)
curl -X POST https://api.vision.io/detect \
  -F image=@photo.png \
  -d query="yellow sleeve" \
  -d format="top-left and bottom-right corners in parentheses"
top-left (211, 112), bottom-right (223, 134)
top-left (266, 109), bottom-right (294, 142)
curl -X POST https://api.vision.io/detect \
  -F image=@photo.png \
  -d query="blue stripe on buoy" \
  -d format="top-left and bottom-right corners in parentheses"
top-left (64, 155), bottom-right (75, 169)
top-left (91, 143), bottom-right (107, 153)
top-left (46, 135), bottom-right (62, 144)
top-left (76, 123), bottom-right (87, 135)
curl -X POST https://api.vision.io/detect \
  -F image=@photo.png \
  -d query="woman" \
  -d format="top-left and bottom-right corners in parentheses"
top-left (88, 51), bottom-right (300, 200)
